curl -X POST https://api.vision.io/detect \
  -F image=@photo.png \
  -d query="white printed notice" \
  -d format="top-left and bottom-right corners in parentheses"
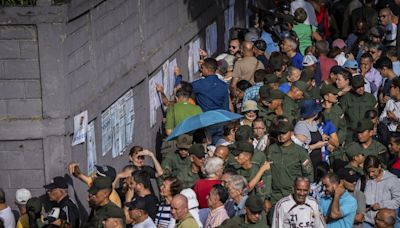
top-left (72, 110), bottom-right (88, 146)
top-left (86, 121), bottom-right (97, 175)
top-left (101, 89), bottom-right (135, 157)
top-left (149, 71), bottom-right (163, 127)
top-left (168, 58), bottom-right (177, 99)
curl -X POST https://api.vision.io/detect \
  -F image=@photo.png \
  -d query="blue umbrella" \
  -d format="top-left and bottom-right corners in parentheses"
top-left (166, 109), bottom-right (243, 141)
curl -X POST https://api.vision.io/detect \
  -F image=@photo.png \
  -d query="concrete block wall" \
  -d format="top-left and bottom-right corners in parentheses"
top-left (0, 0), bottom-right (246, 211)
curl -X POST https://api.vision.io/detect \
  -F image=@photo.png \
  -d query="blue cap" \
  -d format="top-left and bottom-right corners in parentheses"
top-left (343, 59), bottom-right (358, 69)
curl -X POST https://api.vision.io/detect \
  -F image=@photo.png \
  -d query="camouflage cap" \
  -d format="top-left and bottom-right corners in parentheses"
top-left (189, 143), bottom-right (206, 158)
top-left (103, 205), bottom-right (125, 219)
top-left (356, 118), bottom-right (374, 133)
top-left (345, 142), bottom-right (364, 159)
top-left (245, 195), bottom-right (264, 213)
top-left (277, 120), bottom-right (293, 133)
top-left (320, 84), bottom-right (340, 96)
top-left (351, 75), bottom-right (366, 89)
top-left (299, 69), bottom-right (314, 82)
top-left (292, 81), bottom-right (310, 98)
top-left (259, 85), bottom-right (270, 99)
top-left (235, 125), bottom-right (255, 142)
top-left (176, 134), bottom-right (193, 149)
top-left (265, 89), bottom-right (285, 102)
top-left (231, 142), bottom-right (254, 156)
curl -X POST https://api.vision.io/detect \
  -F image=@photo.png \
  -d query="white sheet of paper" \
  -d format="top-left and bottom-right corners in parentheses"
top-left (72, 110), bottom-right (88, 146)
top-left (224, 0), bottom-right (235, 49)
top-left (168, 59), bottom-right (177, 99)
top-left (149, 71), bottom-right (163, 127)
top-left (101, 108), bottom-right (112, 156)
top-left (188, 44), bottom-right (194, 82)
top-left (124, 90), bottom-right (135, 146)
top-left (192, 38), bottom-right (201, 73)
top-left (86, 121), bottom-right (97, 175)
top-left (162, 60), bottom-right (170, 100)
top-left (206, 22), bottom-right (218, 57)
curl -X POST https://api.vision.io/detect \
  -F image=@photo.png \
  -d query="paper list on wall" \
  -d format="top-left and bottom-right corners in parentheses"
top-left (101, 89), bottom-right (135, 157)
top-left (149, 71), bottom-right (163, 127)
top-left (188, 44), bottom-right (194, 82)
top-left (206, 22), bottom-right (218, 57)
top-left (86, 121), bottom-right (97, 175)
top-left (162, 60), bottom-right (170, 101)
top-left (192, 38), bottom-right (200, 74)
top-left (72, 110), bottom-right (88, 146)
top-left (168, 59), bottom-right (177, 99)
top-left (224, 0), bottom-right (235, 49)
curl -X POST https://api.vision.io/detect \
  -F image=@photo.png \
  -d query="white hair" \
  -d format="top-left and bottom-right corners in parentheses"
top-left (201, 157), bottom-right (224, 178)
top-left (285, 37), bottom-right (298, 50)
top-left (228, 175), bottom-right (248, 192)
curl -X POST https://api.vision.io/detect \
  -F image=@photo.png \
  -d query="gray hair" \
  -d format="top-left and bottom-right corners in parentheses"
top-left (228, 175), bottom-right (248, 193)
top-left (284, 37), bottom-right (298, 50)
top-left (315, 40), bottom-right (329, 54)
top-left (287, 66), bottom-right (300, 77)
top-left (202, 157), bottom-right (224, 178)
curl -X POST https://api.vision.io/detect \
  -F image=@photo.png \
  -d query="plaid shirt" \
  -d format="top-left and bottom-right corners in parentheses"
top-left (243, 82), bottom-right (263, 103)
top-left (204, 206), bottom-right (229, 228)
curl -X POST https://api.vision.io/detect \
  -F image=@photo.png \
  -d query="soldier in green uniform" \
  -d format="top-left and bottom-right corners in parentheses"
top-left (227, 125), bottom-right (267, 167)
top-left (282, 81), bottom-right (308, 125)
top-left (263, 90), bottom-right (285, 129)
top-left (177, 143), bottom-right (206, 188)
top-left (320, 83), bottom-right (347, 145)
top-left (344, 142), bottom-right (365, 175)
top-left (219, 195), bottom-right (268, 228)
top-left (339, 75), bottom-right (377, 142)
top-left (85, 177), bottom-right (124, 228)
top-left (355, 118), bottom-right (389, 165)
top-left (300, 69), bottom-right (321, 100)
top-left (231, 142), bottom-right (271, 203)
top-left (257, 85), bottom-right (273, 125)
top-left (266, 119), bottom-right (314, 204)
top-left (161, 134), bottom-right (192, 184)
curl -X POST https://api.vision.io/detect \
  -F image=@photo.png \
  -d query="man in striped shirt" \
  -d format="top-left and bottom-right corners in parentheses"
top-left (272, 177), bottom-right (326, 228)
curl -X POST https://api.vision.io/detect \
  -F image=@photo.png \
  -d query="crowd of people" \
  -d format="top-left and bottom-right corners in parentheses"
top-left (2, 0), bottom-right (400, 227)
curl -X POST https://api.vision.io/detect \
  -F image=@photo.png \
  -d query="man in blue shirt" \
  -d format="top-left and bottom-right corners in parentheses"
top-left (192, 58), bottom-right (230, 112)
top-left (319, 173), bottom-right (357, 228)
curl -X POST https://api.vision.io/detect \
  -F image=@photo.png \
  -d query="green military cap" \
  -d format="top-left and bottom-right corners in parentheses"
top-left (277, 120), bottom-right (293, 133)
top-left (299, 69), bottom-right (314, 82)
top-left (351, 75), bottom-right (366, 89)
top-left (235, 125), bottom-right (255, 142)
top-left (292, 81), bottom-right (309, 98)
top-left (245, 195), bottom-right (264, 213)
top-left (176, 134), bottom-right (193, 149)
top-left (103, 205), bottom-right (125, 219)
top-left (320, 83), bottom-right (340, 96)
top-left (189, 143), bottom-right (206, 158)
top-left (259, 85), bottom-right (270, 99)
top-left (231, 142), bottom-right (254, 156)
top-left (265, 89), bottom-right (285, 102)
top-left (356, 118), bottom-right (374, 133)
top-left (26, 197), bottom-right (42, 214)
top-left (264, 74), bottom-right (279, 84)
top-left (88, 177), bottom-right (112, 195)
top-left (346, 143), bottom-right (364, 159)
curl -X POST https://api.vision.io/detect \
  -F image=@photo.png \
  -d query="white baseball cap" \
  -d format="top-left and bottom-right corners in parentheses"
top-left (180, 188), bottom-right (199, 209)
top-left (15, 188), bottom-right (32, 205)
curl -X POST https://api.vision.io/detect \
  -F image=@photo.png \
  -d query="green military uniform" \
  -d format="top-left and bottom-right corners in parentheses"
top-left (227, 149), bottom-right (267, 167)
top-left (262, 90), bottom-right (285, 128)
top-left (322, 103), bottom-right (347, 144)
top-left (309, 86), bottom-right (321, 100)
top-left (176, 143), bottom-right (205, 188)
top-left (360, 140), bottom-right (387, 157)
top-left (220, 195), bottom-right (268, 228)
top-left (267, 142), bottom-right (314, 203)
top-left (344, 142), bottom-right (365, 175)
top-left (339, 75), bottom-right (377, 141)
top-left (161, 134), bottom-right (193, 186)
top-left (229, 142), bottom-right (271, 200)
top-left (282, 95), bottom-right (299, 125)
top-left (300, 69), bottom-right (321, 100)
top-left (86, 177), bottom-right (125, 228)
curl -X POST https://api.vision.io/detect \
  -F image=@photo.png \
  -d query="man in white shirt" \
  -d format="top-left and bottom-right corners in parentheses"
top-left (272, 177), bottom-right (326, 228)
top-left (290, 0), bottom-right (317, 26)
top-left (127, 197), bottom-right (156, 228)
top-left (0, 188), bottom-right (15, 228)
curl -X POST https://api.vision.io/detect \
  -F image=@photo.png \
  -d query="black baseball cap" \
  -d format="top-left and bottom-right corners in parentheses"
top-left (95, 165), bottom-right (117, 181)
top-left (337, 168), bottom-right (360, 183)
top-left (43, 176), bottom-right (68, 190)
top-left (189, 144), bottom-right (206, 158)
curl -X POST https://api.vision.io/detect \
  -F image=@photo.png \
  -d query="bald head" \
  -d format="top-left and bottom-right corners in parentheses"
top-left (375, 208), bottom-right (396, 228)
top-left (242, 41), bottom-right (255, 57)
top-left (171, 194), bottom-right (189, 221)
top-left (214, 145), bottom-right (229, 162)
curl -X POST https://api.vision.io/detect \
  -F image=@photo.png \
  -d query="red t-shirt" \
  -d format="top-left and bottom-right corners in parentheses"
top-left (319, 55), bottom-right (338, 82)
top-left (193, 179), bottom-right (221, 209)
